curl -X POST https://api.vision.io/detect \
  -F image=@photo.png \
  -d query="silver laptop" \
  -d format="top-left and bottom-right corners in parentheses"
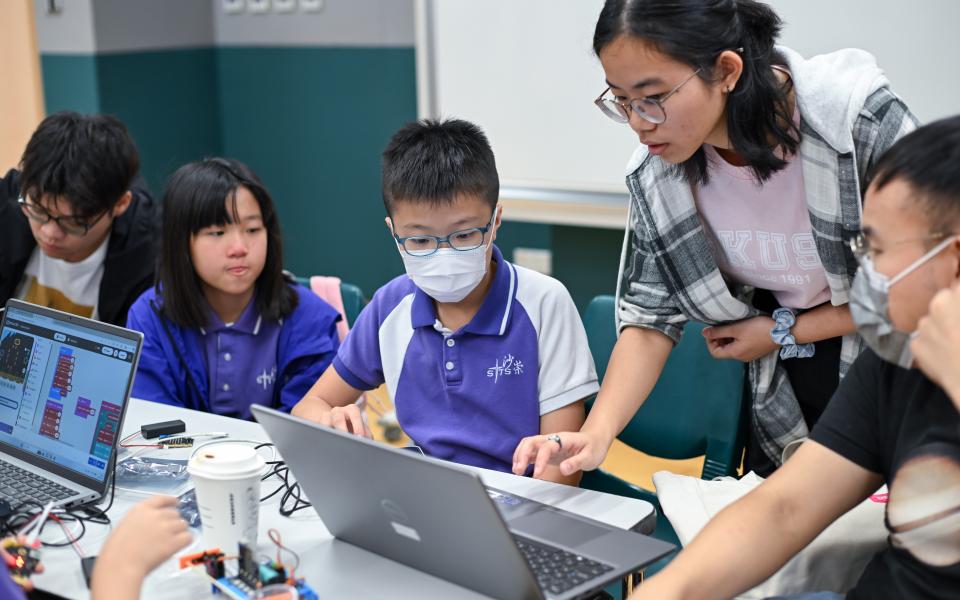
top-left (0, 300), bottom-right (142, 508)
top-left (252, 405), bottom-right (675, 600)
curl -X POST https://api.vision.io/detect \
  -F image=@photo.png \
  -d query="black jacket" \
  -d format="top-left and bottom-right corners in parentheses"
top-left (0, 169), bottom-right (161, 326)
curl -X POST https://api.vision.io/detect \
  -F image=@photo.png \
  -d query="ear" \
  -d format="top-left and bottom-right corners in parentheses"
top-left (384, 215), bottom-right (393, 233)
top-left (953, 237), bottom-right (960, 280)
top-left (714, 50), bottom-right (744, 93)
top-left (490, 203), bottom-right (503, 243)
top-left (111, 191), bottom-right (133, 219)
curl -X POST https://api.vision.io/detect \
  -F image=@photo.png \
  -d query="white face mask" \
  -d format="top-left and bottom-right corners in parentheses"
top-left (850, 236), bottom-right (957, 368)
top-left (399, 244), bottom-right (489, 303)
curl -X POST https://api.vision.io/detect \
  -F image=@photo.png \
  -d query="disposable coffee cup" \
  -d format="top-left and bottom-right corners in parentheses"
top-left (187, 443), bottom-right (266, 553)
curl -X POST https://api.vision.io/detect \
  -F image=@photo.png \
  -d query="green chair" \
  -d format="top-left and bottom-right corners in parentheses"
top-left (294, 276), bottom-right (366, 327)
top-left (579, 295), bottom-right (746, 573)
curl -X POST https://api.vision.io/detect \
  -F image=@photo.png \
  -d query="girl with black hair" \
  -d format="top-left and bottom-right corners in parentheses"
top-left (514, 0), bottom-right (917, 477)
top-left (126, 158), bottom-right (341, 419)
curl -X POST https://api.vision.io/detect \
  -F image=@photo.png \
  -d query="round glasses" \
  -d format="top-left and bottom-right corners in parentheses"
top-left (18, 196), bottom-right (107, 237)
top-left (594, 68), bottom-right (703, 125)
top-left (393, 212), bottom-right (495, 257)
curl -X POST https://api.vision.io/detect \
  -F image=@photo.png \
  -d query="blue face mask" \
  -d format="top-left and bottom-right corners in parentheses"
top-left (849, 236), bottom-right (956, 368)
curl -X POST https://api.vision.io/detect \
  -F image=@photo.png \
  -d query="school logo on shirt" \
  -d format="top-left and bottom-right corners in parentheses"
top-left (486, 354), bottom-right (524, 383)
top-left (256, 367), bottom-right (276, 390)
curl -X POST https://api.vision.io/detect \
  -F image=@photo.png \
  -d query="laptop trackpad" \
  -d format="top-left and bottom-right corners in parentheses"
top-left (510, 511), bottom-right (607, 547)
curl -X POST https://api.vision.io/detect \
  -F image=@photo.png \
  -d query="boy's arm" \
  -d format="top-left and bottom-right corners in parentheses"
top-left (631, 440), bottom-right (882, 600)
top-left (292, 365), bottom-right (370, 437)
top-left (537, 399), bottom-right (586, 486)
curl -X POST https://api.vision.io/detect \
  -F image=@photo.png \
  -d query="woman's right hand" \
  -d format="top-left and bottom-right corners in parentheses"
top-left (512, 430), bottom-right (612, 479)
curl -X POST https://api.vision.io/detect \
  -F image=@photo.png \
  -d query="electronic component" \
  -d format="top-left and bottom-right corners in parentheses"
top-left (179, 548), bottom-right (226, 580)
top-left (184, 539), bottom-right (319, 600)
top-left (141, 419), bottom-right (186, 439)
top-left (2, 540), bottom-right (41, 586)
top-left (237, 541), bottom-right (259, 588)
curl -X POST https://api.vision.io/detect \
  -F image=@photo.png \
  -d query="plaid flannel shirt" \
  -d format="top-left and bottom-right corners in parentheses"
top-left (615, 86), bottom-right (917, 466)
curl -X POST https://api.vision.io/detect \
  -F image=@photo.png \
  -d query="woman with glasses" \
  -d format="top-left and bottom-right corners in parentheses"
top-left (514, 0), bottom-right (917, 479)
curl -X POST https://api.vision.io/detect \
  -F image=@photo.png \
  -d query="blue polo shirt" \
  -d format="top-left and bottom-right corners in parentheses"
top-left (333, 245), bottom-right (598, 472)
top-left (200, 299), bottom-right (283, 417)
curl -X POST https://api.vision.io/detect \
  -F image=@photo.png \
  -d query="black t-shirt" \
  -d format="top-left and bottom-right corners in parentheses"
top-left (810, 349), bottom-right (960, 599)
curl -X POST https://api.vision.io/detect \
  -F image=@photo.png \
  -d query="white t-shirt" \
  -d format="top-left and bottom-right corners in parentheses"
top-left (15, 236), bottom-right (110, 319)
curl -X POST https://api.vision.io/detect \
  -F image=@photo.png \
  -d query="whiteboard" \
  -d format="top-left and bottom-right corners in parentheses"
top-left (415, 0), bottom-right (959, 203)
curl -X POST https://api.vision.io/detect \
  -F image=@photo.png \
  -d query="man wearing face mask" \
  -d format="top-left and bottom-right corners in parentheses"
top-left (629, 116), bottom-right (960, 600)
top-left (292, 119), bottom-right (596, 486)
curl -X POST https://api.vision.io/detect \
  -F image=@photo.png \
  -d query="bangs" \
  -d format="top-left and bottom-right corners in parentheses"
top-left (185, 182), bottom-right (243, 234)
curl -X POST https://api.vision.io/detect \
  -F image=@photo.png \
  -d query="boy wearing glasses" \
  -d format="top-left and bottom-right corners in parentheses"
top-left (0, 111), bottom-right (159, 325)
top-left (293, 119), bottom-right (596, 485)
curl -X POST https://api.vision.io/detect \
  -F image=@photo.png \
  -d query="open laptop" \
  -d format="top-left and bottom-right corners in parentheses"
top-left (0, 299), bottom-right (142, 508)
top-left (252, 405), bottom-right (675, 600)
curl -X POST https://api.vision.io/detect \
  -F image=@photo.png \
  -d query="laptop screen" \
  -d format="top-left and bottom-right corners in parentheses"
top-left (0, 305), bottom-right (138, 483)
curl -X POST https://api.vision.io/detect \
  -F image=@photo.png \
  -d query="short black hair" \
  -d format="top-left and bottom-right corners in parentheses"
top-left (156, 158), bottom-right (296, 329)
top-left (381, 118), bottom-right (499, 213)
top-left (19, 111), bottom-right (140, 219)
top-left (868, 115), bottom-right (960, 231)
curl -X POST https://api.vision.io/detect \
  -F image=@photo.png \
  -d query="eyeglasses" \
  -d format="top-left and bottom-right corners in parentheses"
top-left (594, 68), bottom-right (703, 125)
top-left (393, 211), bottom-right (496, 257)
top-left (848, 231), bottom-right (949, 263)
top-left (17, 196), bottom-right (107, 237)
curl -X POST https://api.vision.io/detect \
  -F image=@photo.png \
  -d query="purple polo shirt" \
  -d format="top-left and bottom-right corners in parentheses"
top-left (201, 299), bottom-right (282, 419)
top-left (333, 245), bottom-right (598, 472)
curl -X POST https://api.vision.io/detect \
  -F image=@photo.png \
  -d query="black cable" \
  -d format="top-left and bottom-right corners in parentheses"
top-left (253, 443), bottom-right (312, 516)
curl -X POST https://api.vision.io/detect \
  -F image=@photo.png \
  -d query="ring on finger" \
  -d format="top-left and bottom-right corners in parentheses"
top-left (547, 434), bottom-right (562, 450)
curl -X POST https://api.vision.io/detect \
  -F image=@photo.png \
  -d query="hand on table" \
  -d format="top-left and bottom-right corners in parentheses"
top-left (512, 431), bottom-right (611, 479)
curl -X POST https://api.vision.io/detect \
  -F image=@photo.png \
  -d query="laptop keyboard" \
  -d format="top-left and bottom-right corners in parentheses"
top-left (0, 460), bottom-right (75, 505)
top-left (513, 534), bottom-right (614, 596)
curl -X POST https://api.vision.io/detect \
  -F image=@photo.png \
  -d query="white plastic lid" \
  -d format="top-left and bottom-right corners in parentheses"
top-left (187, 443), bottom-right (266, 481)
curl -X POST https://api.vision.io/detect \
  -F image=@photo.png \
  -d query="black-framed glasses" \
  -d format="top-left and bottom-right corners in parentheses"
top-left (17, 196), bottom-right (108, 237)
top-left (848, 231), bottom-right (949, 263)
top-left (594, 67), bottom-right (704, 125)
top-left (393, 211), bottom-right (496, 257)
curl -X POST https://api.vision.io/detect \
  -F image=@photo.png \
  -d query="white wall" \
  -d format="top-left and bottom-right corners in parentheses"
top-left (769, 0), bottom-right (958, 124)
top-left (214, 0), bottom-right (414, 47)
top-left (418, 0), bottom-right (960, 201)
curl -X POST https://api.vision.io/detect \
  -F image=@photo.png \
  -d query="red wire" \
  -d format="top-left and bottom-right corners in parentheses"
top-left (49, 514), bottom-right (85, 558)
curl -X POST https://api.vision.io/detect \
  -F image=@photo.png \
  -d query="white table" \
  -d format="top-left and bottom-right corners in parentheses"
top-left (33, 400), bottom-right (655, 599)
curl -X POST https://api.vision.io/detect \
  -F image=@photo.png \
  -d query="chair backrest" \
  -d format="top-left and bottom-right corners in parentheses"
top-left (338, 282), bottom-right (365, 327)
top-left (583, 295), bottom-right (745, 478)
top-left (294, 276), bottom-right (366, 327)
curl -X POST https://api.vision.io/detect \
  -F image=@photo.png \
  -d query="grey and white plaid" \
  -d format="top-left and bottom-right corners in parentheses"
top-left (615, 87), bottom-right (917, 466)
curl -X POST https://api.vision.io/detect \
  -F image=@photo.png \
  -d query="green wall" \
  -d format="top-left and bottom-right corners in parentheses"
top-left (39, 46), bottom-right (621, 312)
top-left (97, 49), bottom-right (222, 193)
top-left (40, 49), bottom-right (222, 193)
top-left (216, 47), bottom-right (417, 296)
top-left (40, 55), bottom-right (101, 116)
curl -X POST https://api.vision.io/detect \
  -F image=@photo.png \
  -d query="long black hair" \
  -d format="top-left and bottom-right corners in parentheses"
top-left (594, 0), bottom-right (799, 184)
top-left (156, 158), bottom-right (297, 328)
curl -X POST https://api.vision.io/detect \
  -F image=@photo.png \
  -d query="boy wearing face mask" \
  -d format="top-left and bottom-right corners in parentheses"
top-left (292, 119), bottom-right (596, 486)
top-left (630, 117), bottom-right (960, 600)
